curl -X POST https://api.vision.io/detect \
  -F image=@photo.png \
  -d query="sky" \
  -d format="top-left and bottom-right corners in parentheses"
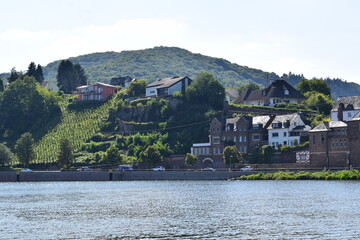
top-left (1, 0), bottom-right (359, 83)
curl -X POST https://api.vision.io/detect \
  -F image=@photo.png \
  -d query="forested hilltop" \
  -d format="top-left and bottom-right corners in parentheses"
top-left (2, 46), bottom-right (360, 98)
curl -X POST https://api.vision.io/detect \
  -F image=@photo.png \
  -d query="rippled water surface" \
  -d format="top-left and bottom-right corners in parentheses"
top-left (1, 181), bottom-right (360, 239)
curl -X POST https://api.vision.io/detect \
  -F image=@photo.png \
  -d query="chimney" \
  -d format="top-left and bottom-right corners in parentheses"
top-left (337, 103), bottom-right (345, 121)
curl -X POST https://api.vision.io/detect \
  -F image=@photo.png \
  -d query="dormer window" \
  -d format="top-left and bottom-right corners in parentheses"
top-left (262, 90), bottom-right (266, 96)
top-left (284, 89), bottom-right (289, 95)
top-left (272, 123), bottom-right (282, 128)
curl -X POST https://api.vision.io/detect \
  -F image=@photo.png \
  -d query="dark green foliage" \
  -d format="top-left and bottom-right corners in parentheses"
top-left (296, 78), bottom-right (331, 97)
top-left (223, 146), bottom-right (242, 166)
top-left (81, 141), bottom-right (111, 153)
top-left (15, 132), bottom-right (35, 167)
top-left (127, 79), bottom-right (147, 97)
top-left (27, 62), bottom-right (37, 80)
top-left (185, 153), bottom-right (198, 166)
top-left (36, 64), bottom-right (44, 84)
top-left (0, 77), bottom-right (4, 92)
top-left (7, 67), bottom-right (19, 84)
top-left (56, 60), bottom-right (88, 93)
top-left (186, 72), bottom-right (225, 110)
top-left (139, 145), bottom-right (162, 167)
top-left (304, 92), bottom-right (333, 115)
top-left (102, 145), bottom-right (122, 164)
top-left (237, 82), bottom-right (261, 95)
top-left (58, 138), bottom-right (73, 168)
top-left (261, 145), bottom-right (275, 164)
top-left (0, 76), bottom-right (60, 138)
top-left (0, 143), bottom-right (13, 166)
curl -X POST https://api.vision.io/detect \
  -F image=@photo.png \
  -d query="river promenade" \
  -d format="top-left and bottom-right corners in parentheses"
top-left (0, 170), bottom-right (254, 182)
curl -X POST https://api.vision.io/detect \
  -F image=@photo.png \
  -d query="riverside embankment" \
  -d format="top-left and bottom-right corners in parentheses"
top-left (0, 171), bottom-right (253, 182)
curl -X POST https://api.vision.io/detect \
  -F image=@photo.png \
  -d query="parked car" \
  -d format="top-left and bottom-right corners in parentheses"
top-left (21, 168), bottom-right (33, 172)
top-left (77, 167), bottom-right (91, 171)
top-left (152, 166), bottom-right (165, 171)
top-left (203, 167), bottom-right (215, 171)
top-left (240, 166), bottom-right (253, 171)
top-left (117, 165), bottom-right (134, 171)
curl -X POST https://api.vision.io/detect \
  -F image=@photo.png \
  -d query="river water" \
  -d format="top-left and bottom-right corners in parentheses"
top-left (1, 181), bottom-right (360, 239)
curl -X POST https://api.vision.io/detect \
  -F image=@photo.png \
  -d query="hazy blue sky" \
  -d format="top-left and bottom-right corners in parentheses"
top-left (1, 0), bottom-right (359, 83)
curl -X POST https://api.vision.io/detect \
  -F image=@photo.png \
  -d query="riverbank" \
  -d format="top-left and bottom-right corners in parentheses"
top-left (0, 170), bottom-right (253, 182)
top-left (235, 169), bottom-right (360, 180)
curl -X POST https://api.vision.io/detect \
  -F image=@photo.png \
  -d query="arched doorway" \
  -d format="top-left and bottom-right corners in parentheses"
top-left (202, 158), bottom-right (214, 168)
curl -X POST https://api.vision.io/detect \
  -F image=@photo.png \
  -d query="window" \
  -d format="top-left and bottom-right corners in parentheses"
top-left (312, 135), bottom-right (316, 145)
top-left (272, 123), bottom-right (282, 128)
top-left (239, 136), bottom-right (243, 142)
top-left (212, 137), bottom-right (220, 144)
top-left (239, 146), bottom-right (243, 152)
top-left (244, 136), bottom-right (247, 142)
top-left (344, 139), bottom-right (347, 147)
top-left (284, 90), bottom-right (289, 95)
top-left (348, 112), bottom-right (352, 117)
top-left (283, 141), bottom-right (287, 145)
top-left (244, 146), bottom-right (247, 153)
top-left (321, 135), bottom-right (325, 144)
top-left (283, 132), bottom-right (287, 137)
top-left (253, 134), bottom-right (260, 140)
top-left (272, 132), bottom-right (279, 137)
top-left (233, 136), bottom-right (237, 143)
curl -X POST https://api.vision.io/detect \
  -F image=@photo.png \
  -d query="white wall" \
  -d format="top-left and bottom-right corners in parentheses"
top-left (146, 86), bottom-right (158, 97)
top-left (331, 110), bottom-right (360, 121)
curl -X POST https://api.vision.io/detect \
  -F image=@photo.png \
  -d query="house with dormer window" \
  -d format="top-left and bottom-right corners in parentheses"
top-left (267, 113), bottom-right (311, 149)
top-left (236, 80), bottom-right (306, 107)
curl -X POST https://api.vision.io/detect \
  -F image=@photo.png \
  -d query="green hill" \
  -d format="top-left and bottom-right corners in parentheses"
top-left (43, 46), bottom-right (279, 87)
top-left (3, 46), bottom-right (360, 99)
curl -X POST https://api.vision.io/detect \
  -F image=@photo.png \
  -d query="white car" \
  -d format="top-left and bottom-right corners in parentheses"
top-left (152, 166), bottom-right (165, 171)
top-left (21, 168), bottom-right (33, 172)
top-left (203, 167), bottom-right (215, 171)
top-left (240, 166), bottom-right (253, 171)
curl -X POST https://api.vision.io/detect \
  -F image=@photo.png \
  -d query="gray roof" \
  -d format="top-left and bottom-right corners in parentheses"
top-left (309, 121), bottom-right (347, 132)
top-left (332, 96), bottom-right (360, 111)
top-left (226, 118), bottom-right (240, 125)
top-left (252, 115), bottom-right (271, 125)
top-left (146, 76), bottom-right (191, 89)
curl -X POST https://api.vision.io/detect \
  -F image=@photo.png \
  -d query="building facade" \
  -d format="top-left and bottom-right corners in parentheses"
top-left (146, 76), bottom-right (192, 97)
top-left (74, 82), bottom-right (118, 101)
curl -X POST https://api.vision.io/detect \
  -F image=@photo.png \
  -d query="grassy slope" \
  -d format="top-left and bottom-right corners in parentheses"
top-left (33, 99), bottom-right (113, 164)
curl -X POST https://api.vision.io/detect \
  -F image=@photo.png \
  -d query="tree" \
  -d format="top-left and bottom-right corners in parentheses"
top-left (0, 77), bottom-right (4, 92)
top-left (186, 72), bottom-right (225, 110)
top-left (0, 143), bottom-right (13, 166)
top-left (0, 76), bottom-right (60, 136)
top-left (304, 92), bottom-right (333, 115)
top-left (103, 145), bottom-right (122, 164)
top-left (223, 145), bottom-right (242, 168)
top-left (128, 79), bottom-right (147, 97)
top-left (35, 64), bottom-right (44, 84)
top-left (261, 145), bottom-right (275, 164)
top-left (57, 60), bottom-right (87, 93)
top-left (73, 63), bottom-right (87, 86)
top-left (58, 138), bottom-right (73, 168)
top-left (139, 145), bottom-right (162, 168)
top-left (27, 62), bottom-right (37, 79)
top-left (15, 132), bottom-right (35, 167)
top-left (57, 60), bottom-right (75, 93)
top-left (238, 82), bottom-right (261, 95)
top-left (185, 153), bottom-right (198, 166)
top-left (7, 67), bottom-right (19, 84)
top-left (296, 78), bottom-right (331, 97)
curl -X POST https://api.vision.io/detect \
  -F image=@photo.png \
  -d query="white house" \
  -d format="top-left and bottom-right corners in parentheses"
top-left (145, 76), bottom-right (192, 97)
top-left (331, 96), bottom-right (360, 121)
top-left (267, 113), bottom-right (311, 149)
top-left (225, 90), bottom-right (240, 103)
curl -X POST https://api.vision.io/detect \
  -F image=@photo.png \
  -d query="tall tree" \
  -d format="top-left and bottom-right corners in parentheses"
top-left (185, 153), bottom-right (198, 166)
top-left (57, 60), bottom-right (75, 93)
top-left (35, 64), bottom-right (44, 84)
top-left (57, 60), bottom-right (87, 93)
top-left (73, 63), bottom-right (87, 86)
top-left (7, 67), bottom-right (19, 84)
top-left (103, 145), bottom-right (122, 165)
top-left (15, 132), bottom-right (35, 167)
top-left (223, 145), bottom-right (242, 168)
top-left (57, 138), bottom-right (73, 168)
top-left (0, 77), bottom-right (4, 92)
top-left (27, 62), bottom-right (37, 79)
top-left (139, 145), bottom-right (162, 168)
top-left (0, 143), bottom-right (13, 166)
top-left (186, 72), bottom-right (225, 110)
